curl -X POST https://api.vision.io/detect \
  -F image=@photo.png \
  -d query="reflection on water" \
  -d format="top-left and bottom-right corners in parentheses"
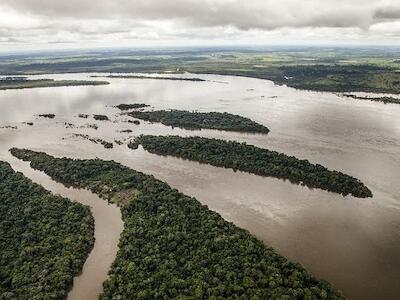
top-left (1, 73), bottom-right (400, 300)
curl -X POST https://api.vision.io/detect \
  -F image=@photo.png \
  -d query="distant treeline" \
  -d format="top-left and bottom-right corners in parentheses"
top-left (93, 75), bottom-right (206, 82)
top-left (131, 135), bottom-right (372, 198)
top-left (11, 149), bottom-right (345, 300)
top-left (0, 78), bottom-right (109, 90)
top-left (342, 94), bottom-right (400, 104)
top-left (127, 110), bottom-right (270, 133)
top-left (0, 161), bottom-right (94, 299)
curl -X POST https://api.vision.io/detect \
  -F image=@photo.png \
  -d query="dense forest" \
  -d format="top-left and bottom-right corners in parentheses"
top-left (127, 110), bottom-right (270, 133)
top-left (0, 77), bottom-right (108, 90)
top-left (10, 148), bottom-right (345, 300)
top-left (0, 161), bottom-right (94, 300)
top-left (130, 135), bottom-right (372, 198)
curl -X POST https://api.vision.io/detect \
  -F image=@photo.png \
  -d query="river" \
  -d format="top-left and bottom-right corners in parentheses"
top-left (0, 73), bottom-right (399, 299)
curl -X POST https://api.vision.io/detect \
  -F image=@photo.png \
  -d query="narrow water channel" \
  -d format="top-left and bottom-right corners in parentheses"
top-left (5, 153), bottom-right (123, 300)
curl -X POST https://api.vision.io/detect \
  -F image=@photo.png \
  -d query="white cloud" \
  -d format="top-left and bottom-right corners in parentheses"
top-left (1, 0), bottom-right (400, 50)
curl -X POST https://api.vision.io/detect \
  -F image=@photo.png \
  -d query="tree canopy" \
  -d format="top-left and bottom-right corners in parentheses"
top-left (127, 110), bottom-right (270, 134)
top-left (0, 161), bottom-right (94, 300)
top-left (11, 148), bottom-right (346, 300)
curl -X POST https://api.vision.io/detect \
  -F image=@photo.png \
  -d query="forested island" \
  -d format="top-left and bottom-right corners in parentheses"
top-left (114, 103), bottom-right (150, 110)
top-left (0, 161), bottom-right (94, 299)
top-left (93, 114), bottom-right (110, 121)
top-left (127, 110), bottom-right (270, 133)
top-left (93, 75), bottom-right (206, 82)
top-left (10, 148), bottom-right (345, 300)
top-left (130, 135), bottom-right (372, 198)
top-left (0, 77), bottom-right (109, 90)
top-left (37, 114), bottom-right (55, 119)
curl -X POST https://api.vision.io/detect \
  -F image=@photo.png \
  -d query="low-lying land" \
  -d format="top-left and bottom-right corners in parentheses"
top-left (131, 135), bottom-right (372, 198)
top-left (0, 77), bottom-right (109, 90)
top-left (0, 161), bottom-right (94, 299)
top-left (11, 149), bottom-right (345, 300)
top-left (94, 75), bottom-right (206, 82)
top-left (114, 103), bottom-right (150, 110)
top-left (3, 47), bottom-right (400, 94)
top-left (127, 110), bottom-right (270, 133)
top-left (342, 94), bottom-right (400, 104)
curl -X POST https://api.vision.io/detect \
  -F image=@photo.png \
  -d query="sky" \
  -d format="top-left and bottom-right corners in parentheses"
top-left (2, 0), bottom-right (400, 51)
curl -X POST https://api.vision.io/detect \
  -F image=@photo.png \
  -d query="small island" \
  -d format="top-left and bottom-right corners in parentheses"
top-left (114, 103), bottom-right (150, 110)
top-left (93, 114), bottom-right (110, 121)
top-left (0, 160), bottom-right (94, 299)
top-left (127, 110), bottom-right (270, 133)
top-left (0, 77), bottom-right (109, 90)
top-left (10, 149), bottom-right (345, 300)
top-left (130, 135), bottom-right (372, 198)
top-left (37, 114), bottom-right (55, 119)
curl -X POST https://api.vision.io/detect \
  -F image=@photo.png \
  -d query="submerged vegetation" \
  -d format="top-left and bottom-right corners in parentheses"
top-left (131, 135), bottom-right (372, 198)
top-left (342, 94), bottom-right (400, 104)
top-left (11, 149), bottom-right (345, 300)
top-left (114, 103), bottom-right (150, 110)
top-left (0, 161), bottom-right (94, 299)
top-left (127, 110), bottom-right (270, 133)
top-left (72, 133), bottom-right (113, 148)
top-left (0, 77), bottom-right (108, 90)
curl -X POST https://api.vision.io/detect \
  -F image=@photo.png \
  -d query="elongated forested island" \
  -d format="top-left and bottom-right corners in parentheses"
top-left (0, 77), bottom-right (109, 90)
top-left (127, 110), bottom-right (270, 133)
top-left (93, 75), bottom-right (206, 82)
top-left (0, 161), bottom-right (94, 299)
top-left (130, 135), bottom-right (372, 198)
top-left (10, 148), bottom-right (345, 300)
top-left (114, 103), bottom-right (150, 110)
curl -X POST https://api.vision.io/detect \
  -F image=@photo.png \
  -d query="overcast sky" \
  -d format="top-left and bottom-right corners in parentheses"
top-left (2, 0), bottom-right (400, 51)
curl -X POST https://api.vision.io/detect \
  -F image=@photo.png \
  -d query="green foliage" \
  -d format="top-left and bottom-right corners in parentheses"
top-left (131, 135), bottom-right (372, 198)
top-left (0, 161), bottom-right (94, 300)
top-left (11, 148), bottom-right (345, 299)
top-left (276, 64), bottom-right (400, 94)
top-left (3, 47), bottom-right (400, 94)
top-left (127, 110), bottom-right (270, 134)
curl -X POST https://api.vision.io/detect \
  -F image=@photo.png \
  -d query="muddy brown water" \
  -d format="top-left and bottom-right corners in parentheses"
top-left (3, 148), bottom-right (123, 300)
top-left (0, 73), bottom-right (400, 299)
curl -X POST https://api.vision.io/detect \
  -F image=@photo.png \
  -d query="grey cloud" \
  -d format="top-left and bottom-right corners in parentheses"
top-left (2, 0), bottom-right (400, 49)
top-left (0, 0), bottom-right (392, 30)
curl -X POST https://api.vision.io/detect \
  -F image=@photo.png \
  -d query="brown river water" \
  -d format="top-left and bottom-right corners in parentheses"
top-left (0, 73), bottom-right (399, 299)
